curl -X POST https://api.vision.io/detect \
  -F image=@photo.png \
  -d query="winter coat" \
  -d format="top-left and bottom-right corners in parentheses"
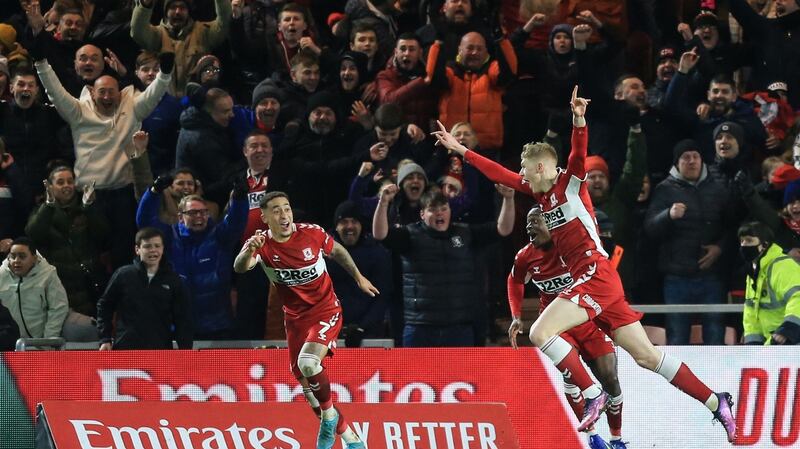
top-left (97, 258), bottom-right (193, 349)
top-left (740, 188), bottom-right (800, 253)
top-left (743, 244), bottom-right (800, 344)
top-left (174, 106), bottom-right (237, 207)
top-left (376, 61), bottom-right (439, 131)
top-left (0, 162), bottom-right (32, 241)
top-left (35, 60), bottom-right (170, 189)
top-left (430, 39), bottom-right (517, 150)
top-left (0, 254), bottom-right (69, 338)
top-left (130, 0), bottom-right (232, 96)
top-left (25, 197), bottom-right (111, 316)
top-left (0, 100), bottom-right (71, 194)
top-left (644, 165), bottom-right (734, 277)
top-left (0, 302), bottom-right (19, 351)
top-left (136, 189), bottom-right (248, 334)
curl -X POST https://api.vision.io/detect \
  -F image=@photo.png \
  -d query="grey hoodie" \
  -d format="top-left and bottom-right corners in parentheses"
top-left (0, 253), bottom-right (69, 338)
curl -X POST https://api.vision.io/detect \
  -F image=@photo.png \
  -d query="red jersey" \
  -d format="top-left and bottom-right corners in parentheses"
top-left (464, 126), bottom-right (607, 276)
top-left (252, 223), bottom-right (338, 317)
top-left (508, 242), bottom-right (573, 317)
top-left (241, 170), bottom-right (270, 244)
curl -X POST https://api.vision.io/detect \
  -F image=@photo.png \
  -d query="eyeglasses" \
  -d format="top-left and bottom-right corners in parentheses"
top-left (202, 67), bottom-right (221, 74)
top-left (182, 209), bottom-right (209, 217)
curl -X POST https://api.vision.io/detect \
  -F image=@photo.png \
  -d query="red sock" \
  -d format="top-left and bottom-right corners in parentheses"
top-left (671, 363), bottom-right (714, 404)
top-left (607, 395), bottom-right (623, 438)
top-left (307, 370), bottom-right (333, 410)
top-left (335, 407), bottom-right (348, 435)
top-left (542, 336), bottom-right (596, 392)
top-left (564, 387), bottom-right (585, 419)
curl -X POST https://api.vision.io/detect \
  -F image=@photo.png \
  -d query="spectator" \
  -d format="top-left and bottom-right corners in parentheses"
top-left (739, 221), bottom-right (800, 345)
top-left (97, 227), bottom-right (193, 350)
top-left (0, 300), bottom-right (19, 351)
top-left (135, 51), bottom-right (183, 178)
top-left (34, 49), bottom-right (173, 268)
top-left (330, 51), bottom-right (374, 130)
top-left (417, 0), bottom-right (491, 60)
top-left (709, 122), bottom-right (750, 190)
top-left (229, 130), bottom-right (283, 339)
top-left (376, 33), bottom-right (438, 131)
top-left (0, 238), bottom-right (68, 340)
top-left (348, 22), bottom-right (384, 79)
top-left (278, 90), bottom-right (373, 226)
top-left (0, 67), bottom-right (71, 196)
top-left (0, 137), bottom-right (33, 245)
top-left (728, 0), bottom-right (800, 108)
top-left (131, 0), bottom-right (232, 96)
top-left (229, 78), bottom-right (286, 151)
top-left (262, 3), bottom-right (320, 79)
top-left (328, 200), bottom-right (391, 345)
top-left (0, 23), bottom-right (29, 70)
top-left (646, 46), bottom-right (679, 111)
top-left (26, 165), bottom-right (109, 341)
top-left (737, 177), bottom-right (800, 260)
top-left (740, 81), bottom-right (797, 154)
top-left (373, 186), bottom-right (515, 347)
top-left (645, 140), bottom-right (735, 345)
top-left (429, 31), bottom-right (517, 152)
top-left (278, 50), bottom-right (323, 123)
top-left (152, 168), bottom-right (220, 226)
top-left (136, 188), bottom-right (248, 340)
top-left (175, 87), bottom-right (237, 208)
top-left (665, 49), bottom-right (768, 161)
top-left (187, 54), bottom-right (222, 89)
top-left (343, 0), bottom-right (399, 64)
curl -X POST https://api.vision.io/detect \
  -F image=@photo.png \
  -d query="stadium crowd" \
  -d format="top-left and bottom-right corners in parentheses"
top-left (0, 0), bottom-right (799, 350)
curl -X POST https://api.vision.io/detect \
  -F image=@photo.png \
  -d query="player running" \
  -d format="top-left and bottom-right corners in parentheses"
top-left (433, 87), bottom-right (737, 443)
top-left (234, 191), bottom-right (378, 449)
top-left (509, 206), bottom-right (624, 449)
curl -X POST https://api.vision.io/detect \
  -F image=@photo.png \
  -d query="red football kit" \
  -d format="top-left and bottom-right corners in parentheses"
top-left (251, 223), bottom-right (343, 377)
top-left (465, 126), bottom-right (642, 333)
top-left (509, 242), bottom-right (614, 361)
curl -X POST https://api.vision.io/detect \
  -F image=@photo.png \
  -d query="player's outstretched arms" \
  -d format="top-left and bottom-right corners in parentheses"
top-left (330, 241), bottom-right (380, 297)
top-left (570, 85), bottom-right (589, 128)
top-left (233, 231), bottom-right (265, 273)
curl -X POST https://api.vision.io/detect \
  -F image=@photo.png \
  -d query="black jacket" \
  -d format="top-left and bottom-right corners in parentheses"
top-left (644, 165), bottom-right (735, 277)
top-left (97, 258), bottom-right (193, 350)
top-left (175, 106), bottom-right (238, 207)
top-left (0, 301), bottom-right (19, 351)
top-left (381, 221), bottom-right (500, 326)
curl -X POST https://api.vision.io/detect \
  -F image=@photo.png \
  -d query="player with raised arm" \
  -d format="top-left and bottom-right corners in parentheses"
top-left (433, 87), bottom-right (737, 443)
top-left (234, 191), bottom-right (378, 449)
top-left (509, 206), bottom-right (624, 449)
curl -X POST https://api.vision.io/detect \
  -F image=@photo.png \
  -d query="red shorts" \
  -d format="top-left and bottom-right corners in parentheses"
top-left (557, 259), bottom-right (643, 335)
top-left (560, 322), bottom-right (615, 361)
top-left (285, 301), bottom-right (343, 378)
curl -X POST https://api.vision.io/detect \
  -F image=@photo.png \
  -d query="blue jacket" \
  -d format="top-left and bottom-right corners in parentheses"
top-left (142, 94), bottom-right (183, 177)
top-left (230, 105), bottom-right (283, 151)
top-left (136, 189), bottom-right (248, 334)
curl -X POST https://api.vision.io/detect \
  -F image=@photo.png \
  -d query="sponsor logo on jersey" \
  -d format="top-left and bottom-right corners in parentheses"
top-left (542, 206), bottom-right (568, 230)
top-left (302, 247), bottom-right (314, 261)
top-left (262, 254), bottom-right (327, 287)
top-left (532, 272), bottom-right (574, 294)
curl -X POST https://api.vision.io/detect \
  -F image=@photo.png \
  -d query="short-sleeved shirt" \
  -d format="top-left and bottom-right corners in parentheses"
top-left (253, 223), bottom-right (338, 317)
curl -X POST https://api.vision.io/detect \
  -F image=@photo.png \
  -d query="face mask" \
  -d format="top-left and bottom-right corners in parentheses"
top-left (739, 245), bottom-right (761, 263)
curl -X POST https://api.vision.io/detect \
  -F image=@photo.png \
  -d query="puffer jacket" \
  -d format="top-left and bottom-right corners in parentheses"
top-left (376, 61), bottom-right (438, 131)
top-left (430, 39), bottom-right (517, 150)
top-left (743, 244), bottom-right (800, 345)
top-left (0, 254), bottom-right (69, 338)
top-left (136, 189), bottom-right (248, 334)
top-left (131, 0), bottom-right (231, 96)
top-left (644, 165), bottom-right (734, 277)
top-left (25, 196), bottom-right (111, 316)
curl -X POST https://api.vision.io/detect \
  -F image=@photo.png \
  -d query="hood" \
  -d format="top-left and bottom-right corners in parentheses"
top-left (179, 106), bottom-right (221, 130)
top-left (668, 164), bottom-right (709, 186)
top-left (1, 252), bottom-right (56, 281)
top-left (548, 23), bottom-right (574, 55)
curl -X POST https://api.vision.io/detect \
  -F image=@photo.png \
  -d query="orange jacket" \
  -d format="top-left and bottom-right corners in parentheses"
top-left (429, 39), bottom-right (517, 150)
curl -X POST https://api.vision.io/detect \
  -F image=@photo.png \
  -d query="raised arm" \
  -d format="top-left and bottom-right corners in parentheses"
top-left (133, 54), bottom-right (173, 120)
top-left (567, 86), bottom-right (589, 177)
top-left (130, 0), bottom-right (163, 51)
top-left (372, 184), bottom-right (397, 241)
top-left (34, 60), bottom-right (81, 125)
top-left (233, 231), bottom-right (265, 273)
top-left (202, 0), bottom-right (233, 50)
top-left (495, 184), bottom-right (516, 236)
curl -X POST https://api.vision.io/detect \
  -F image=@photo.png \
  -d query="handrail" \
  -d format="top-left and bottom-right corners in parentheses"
top-left (15, 337), bottom-right (66, 351)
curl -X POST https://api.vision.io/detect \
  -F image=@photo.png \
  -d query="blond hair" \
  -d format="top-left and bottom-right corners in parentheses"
top-left (178, 194), bottom-right (206, 211)
top-left (450, 121), bottom-right (474, 133)
top-left (521, 141), bottom-right (558, 163)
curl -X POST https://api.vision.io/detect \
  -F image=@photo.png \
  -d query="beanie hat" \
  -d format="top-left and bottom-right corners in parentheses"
top-left (712, 121), bottom-right (744, 146)
top-left (0, 24), bottom-right (17, 50)
top-left (164, 0), bottom-right (192, 14)
top-left (397, 162), bottom-right (427, 186)
top-left (657, 45), bottom-right (678, 62)
top-left (784, 179), bottom-right (800, 206)
top-left (772, 164), bottom-right (800, 190)
top-left (306, 91), bottom-right (339, 116)
top-left (673, 139), bottom-right (701, 166)
top-left (767, 81), bottom-right (789, 93)
top-left (333, 200), bottom-right (364, 226)
top-left (585, 155), bottom-right (609, 178)
top-left (549, 24), bottom-right (573, 52)
top-left (251, 79), bottom-right (284, 109)
top-left (693, 11), bottom-right (718, 29)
